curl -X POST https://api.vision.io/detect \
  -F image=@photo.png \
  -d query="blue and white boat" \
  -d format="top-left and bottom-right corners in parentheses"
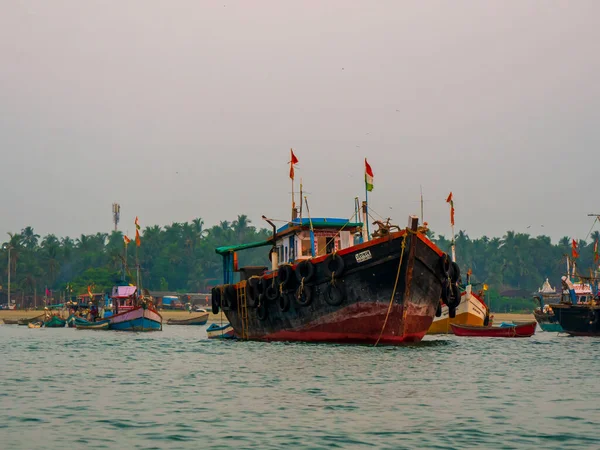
top-left (108, 285), bottom-right (163, 332)
top-left (207, 323), bottom-right (236, 339)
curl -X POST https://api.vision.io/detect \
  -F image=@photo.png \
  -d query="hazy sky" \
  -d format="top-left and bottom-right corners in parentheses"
top-left (1, 1), bottom-right (599, 243)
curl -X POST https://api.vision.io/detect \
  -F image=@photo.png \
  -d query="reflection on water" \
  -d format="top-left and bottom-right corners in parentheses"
top-left (0, 325), bottom-right (599, 449)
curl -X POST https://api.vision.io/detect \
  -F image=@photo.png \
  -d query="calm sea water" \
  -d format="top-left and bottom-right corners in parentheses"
top-left (1, 323), bottom-right (599, 450)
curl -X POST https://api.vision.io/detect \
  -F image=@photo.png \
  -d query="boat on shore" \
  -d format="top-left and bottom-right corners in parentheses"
top-left (166, 313), bottom-right (209, 326)
top-left (2, 318), bottom-right (19, 325)
top-left (211, 156), bottom-right (454, 345)
top-left (451, 321), bottom-right (537, 338)
top-left (207, 322), bottom-right (236, 339)
top-left (18, 314), bottom-right (45, 326)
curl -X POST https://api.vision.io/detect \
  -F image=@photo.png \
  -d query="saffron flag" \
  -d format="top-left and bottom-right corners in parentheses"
top-left (446, 192), bottom-right (455, 226)
top-left (365, 158), bottom-right (374, 192)
top-left (123, 235), bottom-right (131, 245)
top-left (135, 217), bottom-right (141, 247)
top-left (572, 239), bottom-right (579, 259)
top-left (289, 149), bottom-right (299, 180)
top-left (87, 285), bottom-right (93, 298)
top-left (595, 239), bottom-right (598, 263)
top-left (483, 283), bottom-right (489, 291)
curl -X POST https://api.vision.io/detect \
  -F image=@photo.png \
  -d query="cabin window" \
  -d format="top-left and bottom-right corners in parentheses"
top-left (301, 238), bottom-right (312, 257)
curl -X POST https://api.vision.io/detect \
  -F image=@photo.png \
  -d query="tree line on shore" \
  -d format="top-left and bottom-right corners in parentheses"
top-left (1, 217), bottom-right (599, 311)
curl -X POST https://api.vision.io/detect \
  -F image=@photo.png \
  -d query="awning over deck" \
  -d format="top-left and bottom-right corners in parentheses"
top-left (215, 239), bottom-right (272, 255)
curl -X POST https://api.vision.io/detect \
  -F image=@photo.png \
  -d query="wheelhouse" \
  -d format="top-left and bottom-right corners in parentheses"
top-left (217, 217), bottom-right (363, 284)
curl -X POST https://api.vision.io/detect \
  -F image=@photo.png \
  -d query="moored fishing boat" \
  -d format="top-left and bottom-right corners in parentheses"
top-left (428, 284), bottom-right (490, 334)
top-left (211, 154), bottom-right (456, 345)
top-left (76, 320), bottom-right (110, 330)
top-left (451, 321), bottom-right (536, 338)
top-left (17, 314), bottom-right (45, 326)
top-left (44, 315), bottom-right (67, 328)
top-left (207, 322), bottom-right (236, 339)
top-left (166, 313), bottom-right (209, 326)
top-left (532, 278), bottom-right (563, 332)
top-left (2, 318), bottom-right (19, 325)
top-left (108, 286), bottom-right (162, 331)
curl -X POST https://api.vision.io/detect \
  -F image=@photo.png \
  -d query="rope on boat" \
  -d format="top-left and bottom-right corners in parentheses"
top-left (374, 232), bottom-right (408, 347)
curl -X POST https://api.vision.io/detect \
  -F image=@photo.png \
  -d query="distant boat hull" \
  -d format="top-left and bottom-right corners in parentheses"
top-left (18, 314), bottom-right (45, 326)
top-left (207, 323), bottom-right (236, 339)
top-left (2, 319), bottom-right (19, 325)
top-left (451, 321), bottom-right (536, 337)
top-left (550, 304), bottom-right (600, 336)
top-left (109, 306), bottom-right (162, 332)
top-left (76, 320), bottom-right (110, 330)
top-left (533, 310), bottom-right (564, 333)
top-left (166, 313), bottom-right (209, 326)
top-left (44, 316), bottom-right (67, 328)
top-left (428, 291), bottom-right (488, 334)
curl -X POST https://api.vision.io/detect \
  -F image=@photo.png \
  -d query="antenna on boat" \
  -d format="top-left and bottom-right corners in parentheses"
top-left (304, 196), bottom-right (316, 257)
top-left (420, 186), bottom-right (424, 224)
top-left (290, 149), bottom-right (299, 222)
top-left (299, 179), bottom-right (303, 221)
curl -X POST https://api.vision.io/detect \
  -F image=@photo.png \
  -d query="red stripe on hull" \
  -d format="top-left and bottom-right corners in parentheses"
top-left (251, 302), bottom-right (435, 345)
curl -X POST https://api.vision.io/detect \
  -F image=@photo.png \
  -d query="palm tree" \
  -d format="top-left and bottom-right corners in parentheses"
top-left (21, 226), bottom-right (40, 249)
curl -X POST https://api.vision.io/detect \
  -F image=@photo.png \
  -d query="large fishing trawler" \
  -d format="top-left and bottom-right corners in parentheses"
top-left (210, 153), bottom-right (458, 345)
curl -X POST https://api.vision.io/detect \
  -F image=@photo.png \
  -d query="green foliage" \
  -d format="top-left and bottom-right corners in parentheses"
top-left (0, 216), bottom-right (271, 297)
top-left (432, 229), bottom-right (599, 301)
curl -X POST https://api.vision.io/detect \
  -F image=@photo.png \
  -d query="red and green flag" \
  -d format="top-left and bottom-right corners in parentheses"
top-left (572, 239), bottom-right (579, 259)
top-left (135, 217), bottom-right (141, 247)
top-left (365, 158), bottom-right (374, 192)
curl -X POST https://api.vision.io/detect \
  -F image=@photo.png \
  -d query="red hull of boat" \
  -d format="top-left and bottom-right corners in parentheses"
top-left (451, 322), bottom-right (536, 337)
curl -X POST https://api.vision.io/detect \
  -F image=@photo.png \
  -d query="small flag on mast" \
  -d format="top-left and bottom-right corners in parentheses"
top-left (289, 149), bottom-right (299, 180)
top-left (446, 192), bottom-right (455, 226)
top-left (135, 217), bottom-right (141, 247)
top-left (365, 158), bottom-right (374, 192)
top-left (483, 284), bottom-right (489, 291)
top-left (572, 239), bottom-right (579, 259)
top-left (124, 235), bottom-right (131, 245)
top-left (594, 239), bottom-right (598, 263)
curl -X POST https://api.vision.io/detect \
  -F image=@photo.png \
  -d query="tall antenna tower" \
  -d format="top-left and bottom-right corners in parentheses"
top-left (112, 203), bottom-right (121, 231)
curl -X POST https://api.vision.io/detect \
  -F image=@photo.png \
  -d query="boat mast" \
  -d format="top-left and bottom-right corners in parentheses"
top-left (420, 185), bottom-right (424, 224)
top-left (304, 196), bottom-right (316, 257)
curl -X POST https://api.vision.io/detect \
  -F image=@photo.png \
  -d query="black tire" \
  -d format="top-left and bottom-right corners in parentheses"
top-left (295, 284), bottom-right (313, 306)
top-left (211, 287), bottom-right (220, 314)
top-left (435, 301), bottom-right (442, 317)
top-left (324, 253), bottom-right (345, 278)
top-left (221, 285), bottom-right (231, 310)
top-left (441, 280), bottom-right (451, 305)
top-left (265, 282), bottom-right (279, 302)
top-left (450, 262), bottom-right (461, 284)
top-left (277, 264), bottom-right (294, 287)
top-left (257, 294), bottom-right (268, 321)
top-left (483, 314), bottom-right (490, 327)
top-left (224, 285), bottom-right (237, 311)
top-left (278, 292), bottom-right (291, 312)
top-left (325, 282), bottom-right (346, 306)
top-left (295, 260), bottom-right (315, 283)
top-left (449, 305), bottom-right (456, 319)
top-left (447, 283), bottom-right (461, 308)
top-left (439, 254), bottom-right (451, 277)
top-left (247, 277), bottom-right (260, 308)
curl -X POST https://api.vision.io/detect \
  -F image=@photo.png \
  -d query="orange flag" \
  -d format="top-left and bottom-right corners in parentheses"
top-left (289, 149), bottom-right (299, 180)
top-left (572, 239), bottom-right (579, 259)
top-left (135, 217), bottom-right (141, 247)
top-left (123, 235), bottom-right (131, 245)
top-left (446, 192), bottom-right (455, 226)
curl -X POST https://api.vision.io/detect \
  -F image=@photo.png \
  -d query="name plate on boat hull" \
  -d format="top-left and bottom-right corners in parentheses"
top-left (355, 250), bottom-right (372, 263)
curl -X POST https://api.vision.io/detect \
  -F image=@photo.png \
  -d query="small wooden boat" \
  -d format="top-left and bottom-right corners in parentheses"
top-left (18, 314), bottom-right (45, 326)
top-left (167, 313), bottom-right (209, 326)
top-left (207, 323), bottom-right (236, 339)
top-left (451, 321), bottom-right (537, 338)
top-left (43, 316), bottom-right (67, 328)
top-left (28, 322), bottom-right (42, 328)
top-left (2, 318), bottom-right (19, 325)
top-left (76, 321), bottom-right (109, 330)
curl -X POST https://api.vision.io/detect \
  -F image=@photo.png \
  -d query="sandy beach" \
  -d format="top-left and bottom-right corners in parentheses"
top-left (0, 309), bottom-right (533, 325)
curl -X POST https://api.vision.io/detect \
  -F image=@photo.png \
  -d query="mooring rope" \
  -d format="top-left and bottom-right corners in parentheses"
top-left (374, 232), bottom-right (408, 347)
